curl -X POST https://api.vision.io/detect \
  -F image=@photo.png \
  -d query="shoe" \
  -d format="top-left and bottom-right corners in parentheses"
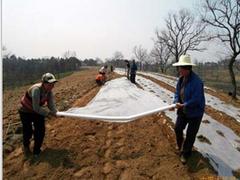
top-left (175, 145), bottom-right (183, 156)
top-left (33, 149), bottom-right (42, 158)
top-left (180, 154), bottom-right (187, 164)
top-left (23, 146), bottom-right (31, 160)
top-left (33, 154), bottom-right (40, 158)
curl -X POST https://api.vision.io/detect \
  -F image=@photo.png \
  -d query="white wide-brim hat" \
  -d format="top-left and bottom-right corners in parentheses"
top-left (172, 54), bottom-right (196, 66)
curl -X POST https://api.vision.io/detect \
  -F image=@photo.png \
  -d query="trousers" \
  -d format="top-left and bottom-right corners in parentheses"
top-left (19, 111), bottom-right (45, 154)
top-left (174, 113), bottom-right (202, 157)
top-left (130, 73), bottom-right (136, 83)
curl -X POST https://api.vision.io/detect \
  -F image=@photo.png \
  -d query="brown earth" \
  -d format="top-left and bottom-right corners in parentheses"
top-left (4, 68), bottom-right (238, 179)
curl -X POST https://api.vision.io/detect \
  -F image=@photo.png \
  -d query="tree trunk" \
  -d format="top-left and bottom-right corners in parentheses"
top-left (228, 55), bottom-right (237, 99)
top-left (174, 53), bottom-right (179, 76)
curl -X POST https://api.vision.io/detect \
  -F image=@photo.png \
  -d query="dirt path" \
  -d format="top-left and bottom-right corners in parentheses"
top-left (3, 69), bottom-right (221, 179)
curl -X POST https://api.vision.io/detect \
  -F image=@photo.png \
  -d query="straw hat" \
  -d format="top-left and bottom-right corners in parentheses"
top-left (172, 54), bottom-right (196, 66)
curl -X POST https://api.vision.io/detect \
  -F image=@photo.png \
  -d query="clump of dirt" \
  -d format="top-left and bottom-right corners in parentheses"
top-left (232, 169), bottom-right (240, 179)
top-left (197, 135), bottom-right (212, 145)
top-left (202, 119), bottom-right (211, 124)
top-left (216, 130), bottom-right (225, 137)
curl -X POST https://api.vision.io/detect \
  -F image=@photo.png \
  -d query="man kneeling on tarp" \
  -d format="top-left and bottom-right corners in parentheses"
top-left (96, 65), bottom-right (108, 85)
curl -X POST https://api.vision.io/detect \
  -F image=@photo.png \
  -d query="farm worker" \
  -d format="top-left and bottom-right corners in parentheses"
top-left (19, 73), bottom-right (58, 158)
top-left (124, 60), bottom-right (130, 79)
top-left (171, 54), bottom-right (205, 164)
top-left (96, 73), bottom-right (105, 86)
top-left (130, 59), bottom-right (138, 83)
top-left (110, 65), bottom-right (114, 72)
top-left (98, 65), bottom-right (108, 82)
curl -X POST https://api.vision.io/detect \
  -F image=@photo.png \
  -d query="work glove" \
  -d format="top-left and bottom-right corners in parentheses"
top-left (47, 111), bottom-right (57, 118)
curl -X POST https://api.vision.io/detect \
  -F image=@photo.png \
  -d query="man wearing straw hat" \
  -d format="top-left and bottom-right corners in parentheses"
top-left (171, 54), bottom-right (205, 164)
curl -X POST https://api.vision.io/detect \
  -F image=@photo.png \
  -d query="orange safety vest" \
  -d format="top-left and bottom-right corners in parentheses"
top-left (96, 74), bottom-right (104, 81)
top-left (21, 83), bottom-right (49, 113)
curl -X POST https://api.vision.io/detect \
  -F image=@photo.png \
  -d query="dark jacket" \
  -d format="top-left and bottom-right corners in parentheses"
top-left (174, 71), bottom-right (205, 118)
top-left (130, 62), bottom-right (138, 74)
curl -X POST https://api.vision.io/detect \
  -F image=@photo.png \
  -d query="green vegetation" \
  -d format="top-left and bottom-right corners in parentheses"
top-left (3, 56), bottom-right (81, 90)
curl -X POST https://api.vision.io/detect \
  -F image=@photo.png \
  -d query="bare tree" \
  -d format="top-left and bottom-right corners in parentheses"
top-left (156, 9), bottom-right (207, 63)
top-left (63, 50), bottom-right (77, 59)
top-left (95, 57), bottom-right (103, 65)
top-left (2, 46), bottom-right (12, 59)
top-left (150, 39), bottom-right (171, 73)
top-left (236, 59), bottom-right (240, 71)
top-left (133, 45), bottom-right (148, 71)
top-left (113, 51), bottom-right (124, 60)
top-left (201, 0), bottom-right (240, 99)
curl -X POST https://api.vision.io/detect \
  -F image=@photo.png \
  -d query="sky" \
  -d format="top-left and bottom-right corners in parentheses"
top-left (2, 0), bottom-right (225, 62)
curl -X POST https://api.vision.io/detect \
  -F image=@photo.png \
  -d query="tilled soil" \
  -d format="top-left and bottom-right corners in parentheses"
top-left (4, 68), bottom-right (235, 179)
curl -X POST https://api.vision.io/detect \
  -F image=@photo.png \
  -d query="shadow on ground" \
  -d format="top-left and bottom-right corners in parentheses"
top-left (186, 150), bottom-right (216, 174)
top-left (29, 148), bottom-right (79, 169)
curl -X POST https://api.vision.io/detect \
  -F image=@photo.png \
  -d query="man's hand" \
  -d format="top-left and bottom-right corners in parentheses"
top-left (169, 107), bottom-right (175, 111)
top-left (47, 111), bottom-right (57, 118)
top-left (176, 103), bottom-right (184, 109)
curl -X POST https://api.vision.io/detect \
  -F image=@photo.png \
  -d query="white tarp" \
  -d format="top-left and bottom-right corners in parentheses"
top-left (136, 70), bottom-right (240, 122)
top-left (57, 73), bottom-right (240, 176)
top-left (115, 69), bottom-right (240, 176)
top-left (57, 77), bottom-right (174, 122)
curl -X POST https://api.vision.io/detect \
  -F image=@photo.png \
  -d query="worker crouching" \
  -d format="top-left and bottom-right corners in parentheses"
top-left (96, 65), bottom-right (108, 86)
top-left (19, 73), bottom-right (58, 159)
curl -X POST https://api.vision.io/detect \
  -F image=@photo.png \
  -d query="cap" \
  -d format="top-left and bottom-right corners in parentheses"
top-left (42, 73), bottom-right (58, 83)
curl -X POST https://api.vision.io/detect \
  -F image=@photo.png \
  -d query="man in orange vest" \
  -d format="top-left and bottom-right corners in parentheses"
top-left (96, 73), bottom-right (105, 86)
top-left (96, 65), bottom-right (108, 85)
top-left (19, 73), bottom-right (58, 158)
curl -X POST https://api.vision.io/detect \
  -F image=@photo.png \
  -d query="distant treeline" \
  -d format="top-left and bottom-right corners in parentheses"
top-left (3, 55), bottom-right (82, 89)
top-left (3, 55), bottom-right (239, 95)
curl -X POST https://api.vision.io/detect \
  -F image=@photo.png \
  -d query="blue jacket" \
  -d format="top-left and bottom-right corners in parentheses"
top-left (130, 63), bottom-right (138, 74)
top-left (174, 71), bottom-right (205, 118)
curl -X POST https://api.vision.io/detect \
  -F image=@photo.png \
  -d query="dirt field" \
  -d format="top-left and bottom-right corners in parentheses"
top-left (4, 68), bottom-right (239, 179)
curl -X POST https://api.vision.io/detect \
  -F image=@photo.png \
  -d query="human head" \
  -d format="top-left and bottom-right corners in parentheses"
top-left (178, 66), bottom-right (192, 77)
top-left (104, 65), bottom-right (108, 68)
top-left (42, 73), bottom-right (58, 83)
top-left (42, 73), bottom-right (57, 91)
top-left (172, 54), bottom-right (195, 77)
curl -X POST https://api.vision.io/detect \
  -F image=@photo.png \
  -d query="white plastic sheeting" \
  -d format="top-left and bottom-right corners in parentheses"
top-left (137, 70), bottom-right (240, 122)
top-left (57, 77), bottom-right (174, 122)
top-left (57, 69), bottom-right (240, 176)
top-left (115, 69), bottom-right (240, 176)
top-left (135, 75), bottom-right (240, 177)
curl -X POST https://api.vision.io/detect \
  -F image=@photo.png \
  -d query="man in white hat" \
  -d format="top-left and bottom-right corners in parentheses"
top-left (172, 54), bottom-right (205, 164)
top-left (19, 73), bottom-right (58, 158)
